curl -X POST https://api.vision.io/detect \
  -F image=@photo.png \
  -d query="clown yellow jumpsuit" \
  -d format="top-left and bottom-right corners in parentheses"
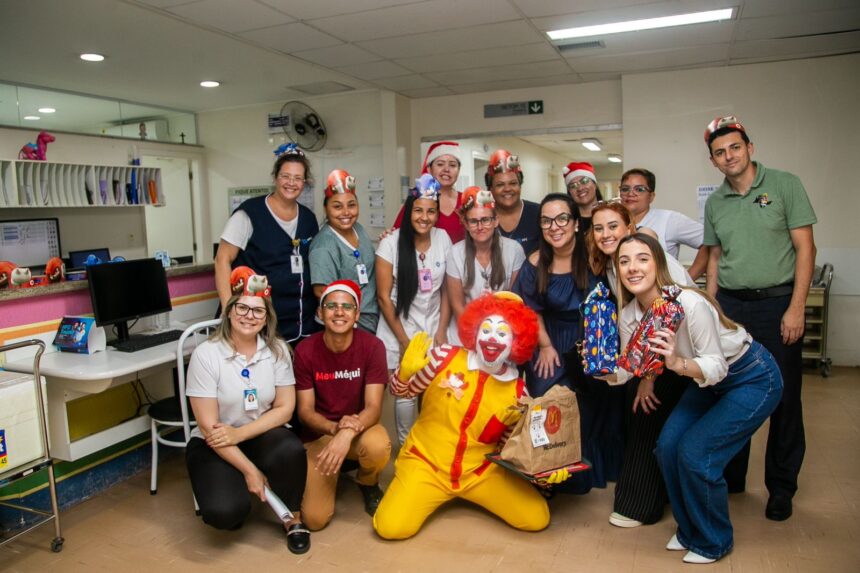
top-left (373, 345), bottom-right (550, 539)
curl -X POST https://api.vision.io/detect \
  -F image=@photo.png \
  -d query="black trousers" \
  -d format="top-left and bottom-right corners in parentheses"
top-left (186, 426), bottom-right (307, 530)
top-left (717, 291), bottom-right (805, 497)
top-left (613, 369), bottom-right (690, 523)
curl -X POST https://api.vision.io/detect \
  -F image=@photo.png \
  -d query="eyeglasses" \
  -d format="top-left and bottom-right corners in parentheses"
top-left (619, 185), bottom-right (651, 195)
top-left (277, 174), bottom-right (306, 185)
top-left (234, 302), bottom-right (267, 319)
top-left (539, 212), bottom-right (573, 229)
top-left (567, 178), bottom-right (593, 190)
top-left (322, 302), bottom-right (357, 312)
top-left (465, 216), bottom-right (496, 228)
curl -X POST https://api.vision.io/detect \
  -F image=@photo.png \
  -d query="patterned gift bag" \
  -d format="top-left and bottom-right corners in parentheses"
top-left (579, 282), bottom-right (619, 376)
top-left (617, 285), bottom-right (686, 378)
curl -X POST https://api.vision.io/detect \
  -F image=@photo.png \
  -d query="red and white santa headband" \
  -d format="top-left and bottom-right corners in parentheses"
top-left (704, 115), bottom-right (746, 144)
top-left (230, 266), bottom-right (271, 298)
top-left (325, 169), bottom-right (356, 198)
top-left (461, 186), bottom-right (495, 211)
top-left (487, 149), bottom-right (520, 176)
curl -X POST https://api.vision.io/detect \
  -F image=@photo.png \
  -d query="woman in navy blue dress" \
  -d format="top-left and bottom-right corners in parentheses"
top-left (513, 193), bottom-right (624, 492)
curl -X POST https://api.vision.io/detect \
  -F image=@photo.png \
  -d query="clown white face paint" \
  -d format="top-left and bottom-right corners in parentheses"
top-left (476, 314), bottom-right (513, 372)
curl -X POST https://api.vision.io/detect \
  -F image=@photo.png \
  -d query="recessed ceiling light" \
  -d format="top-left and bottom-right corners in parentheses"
top-left (24, 115), bottom-right (40, 121)
top-left (38, 107), bottom-right (56, 114)
top-left (582, 139), bottom-right (602, 152)
top-left (548, 8), bottom-right (734, 40)
top-left (80, 53), bottom-right (105, 62)
top-left (200, 80), bottom-right (220, 88)
top-left (608, 154), bottom-right (622, 163)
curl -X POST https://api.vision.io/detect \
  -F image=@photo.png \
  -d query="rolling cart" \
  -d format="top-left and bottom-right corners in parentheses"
top-left (803, 263), bottom-right (834, 377)
top-left (0, 340), bottom-right (64, 553)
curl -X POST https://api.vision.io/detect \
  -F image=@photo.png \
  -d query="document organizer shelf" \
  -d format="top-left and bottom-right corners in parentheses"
top-left (0, 158), bottom-right (163, 208)
top-left (0, 340), bottom-right (65, 553)
top-left (802, 263), bottom-right (833, 377)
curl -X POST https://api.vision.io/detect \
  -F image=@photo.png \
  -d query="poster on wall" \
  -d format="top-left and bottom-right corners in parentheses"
top-left (697, 185), bottom-right (718, 223)
top-left (228, 186), bottom-right (273, 214)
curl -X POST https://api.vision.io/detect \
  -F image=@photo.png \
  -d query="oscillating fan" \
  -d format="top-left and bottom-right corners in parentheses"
top-left (279, 100), bottom-right (327, 152)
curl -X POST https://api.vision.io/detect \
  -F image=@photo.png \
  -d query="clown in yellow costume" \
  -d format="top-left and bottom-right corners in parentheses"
top-left (373, 292), bottom-right (569, 540)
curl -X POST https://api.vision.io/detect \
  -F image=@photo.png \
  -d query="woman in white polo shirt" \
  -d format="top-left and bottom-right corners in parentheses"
top-left (185, 276), bottom-right (310, 554)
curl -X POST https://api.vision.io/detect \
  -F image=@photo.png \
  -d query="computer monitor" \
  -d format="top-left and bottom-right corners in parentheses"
top-left (0, 218), bottom-right (62, 269)
top-left (87, 258), bottom-right (172, 342)
top-left (69, 248), bottom-right (111, 270)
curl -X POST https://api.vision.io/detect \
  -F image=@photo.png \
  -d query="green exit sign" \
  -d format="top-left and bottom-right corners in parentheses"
top-left (528, 100), bottom-right (544, 114)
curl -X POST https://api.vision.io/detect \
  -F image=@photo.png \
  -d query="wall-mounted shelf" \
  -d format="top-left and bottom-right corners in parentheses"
top-left (0, 159), bottom-right (164, 208)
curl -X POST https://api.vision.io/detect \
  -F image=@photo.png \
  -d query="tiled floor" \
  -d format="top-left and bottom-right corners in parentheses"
top-left (2, 367), bottom-right (859, 572)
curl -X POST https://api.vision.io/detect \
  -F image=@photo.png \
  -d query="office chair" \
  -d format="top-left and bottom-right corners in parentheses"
top-left (149, 318), bottom-right (221, 510)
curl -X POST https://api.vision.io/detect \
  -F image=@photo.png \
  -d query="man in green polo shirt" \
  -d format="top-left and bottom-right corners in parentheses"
top-left (703, 115), bottom-right (817, 522)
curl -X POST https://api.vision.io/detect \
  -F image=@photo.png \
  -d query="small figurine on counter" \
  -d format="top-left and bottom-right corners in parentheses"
top-left (45, 257), bottom-right (66, 283)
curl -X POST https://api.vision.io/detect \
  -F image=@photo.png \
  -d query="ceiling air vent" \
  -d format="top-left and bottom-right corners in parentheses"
top-left (289, 81), bottom-right (354, 96)
top-left (557, 40), bottom-right (605, 53)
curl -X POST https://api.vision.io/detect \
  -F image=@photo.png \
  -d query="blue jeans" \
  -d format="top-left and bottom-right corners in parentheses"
top-left (655, 341), bottom-right (783, 560)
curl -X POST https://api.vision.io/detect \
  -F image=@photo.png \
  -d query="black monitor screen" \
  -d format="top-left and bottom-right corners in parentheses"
top-left (88, 258), bottom-right (172, 341)
top-left (69, 248), bottom-right (111, 269)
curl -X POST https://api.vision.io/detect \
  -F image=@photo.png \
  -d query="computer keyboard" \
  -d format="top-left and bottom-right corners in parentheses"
top-left (111, 329), bottom-right (184, 352)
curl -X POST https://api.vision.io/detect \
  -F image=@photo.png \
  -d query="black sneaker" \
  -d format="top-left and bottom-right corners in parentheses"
top-left (358, 483), bottom-right (384, 517)
top-left (765, 494), bottom-right (793, 521)
top-left (286, 522), bottom-right (311, 554)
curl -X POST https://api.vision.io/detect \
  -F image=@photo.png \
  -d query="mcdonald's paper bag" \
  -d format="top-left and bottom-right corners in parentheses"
top-left (498, 385), bottom-right (581, 475)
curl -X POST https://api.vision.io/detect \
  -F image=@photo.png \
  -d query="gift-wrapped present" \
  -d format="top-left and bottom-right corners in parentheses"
top-left (579, 282), bottom-right (619, 376)
top-left (617, 285), bottom-right (685, 378)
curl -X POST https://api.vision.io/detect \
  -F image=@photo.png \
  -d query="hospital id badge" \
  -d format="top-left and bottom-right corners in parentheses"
top-left (356, 263), bottom-right (369, 285)
top-left (244, 388), bottom-right (259, 411)
top-left (291, 254), bottom-right (303, 274)
top-left (418, 268), bottom-right (433, 293)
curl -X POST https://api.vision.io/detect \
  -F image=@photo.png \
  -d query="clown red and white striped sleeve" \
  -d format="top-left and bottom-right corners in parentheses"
top-left (390, 345), bottom-right (456, 398)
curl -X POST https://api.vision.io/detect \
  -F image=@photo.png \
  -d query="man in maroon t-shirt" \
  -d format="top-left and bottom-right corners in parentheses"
top-left (295, 280), bottom-right (391, 531)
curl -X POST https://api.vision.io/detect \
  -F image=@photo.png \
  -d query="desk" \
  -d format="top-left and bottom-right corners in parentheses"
top-left (5, 338), bottom-right (199, 461)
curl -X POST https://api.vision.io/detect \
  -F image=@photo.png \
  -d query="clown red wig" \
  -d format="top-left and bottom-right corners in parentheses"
top-left (458, 293), bottom-right (539, 365)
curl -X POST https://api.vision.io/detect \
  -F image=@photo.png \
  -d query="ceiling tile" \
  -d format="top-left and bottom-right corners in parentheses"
top-left (134, 0), bottom-right (198, 7)
top-left (730, 31), bottom-right (860, 60)
top-left (258, 0), bottom-right (420, 21)
top-left (577, 71), bottom-right (622, 81)
top-left (335, 60), bottom-right (412, 80)
top-left (398, 86), bottom-right (457, 98)
top-left (357, 21), bottom-right (543, 59)
top-left (239, 22), bottom-right (343, 53)
top-left (396, 43), bottom-right (560, 73)
top-left (373, 74), bottom-right (439, 91)
top-left (511, 0), bottom-right (656, 19)
top-left (736, 8), bottom-right (860, 41)
top-left (740, 0), bottom-right (860, 19)
top-left (310, 0), bottom-right (520, 42)
top-left (447, 73), bottom-right (581, 95)
top-left (292, 44), bottom-right (381, 67)
top-left (567, 45), bottom-right (730, 74)
top-left (427, 60), bottom-right (571, 85)
top-left (166, 0), bottom-right (294, 33)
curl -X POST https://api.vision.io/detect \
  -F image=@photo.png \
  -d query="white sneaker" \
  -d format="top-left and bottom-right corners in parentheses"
top-left (666, 534), bottom-right (686, 551)
top-left (683, 551), bottom-right (716, 564)
top-left (609, 512), bottom-right (643, 528)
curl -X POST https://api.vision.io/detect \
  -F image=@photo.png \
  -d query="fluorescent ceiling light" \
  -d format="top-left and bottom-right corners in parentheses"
top-left (200, 80), bottom-right (220, 88)
top-left (548, 8), bottom-right (734, 40)
top-left (582, 139), bottom-right (601, 151)
top-left (608, 154), bottom-right (622, 163)
top-left (38, 107), bottom-right (56, 114)
top-left (80, 53), bottom-right (105, 62)
top-left (23, 115), bottom-right (40, 121)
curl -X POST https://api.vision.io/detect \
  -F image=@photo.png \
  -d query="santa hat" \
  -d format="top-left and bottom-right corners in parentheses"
top-left (487, 149), bottom-right (520, 176)
top-left (563, 162), bottom-right (597, 186)
top-left (409, 173), bottom-right (441, 201)
top-left (704, 115), bottom-right (746, 144)
top-left (421, 141), bottom-right (461, 174)
top-left (230, 266), bottom-right (271, 298)
top-left (461, 186), bottom-right (495, 210)
top-left (325, 169), bottom-right (356, 198)
top-left (320, 279), bottom-right (361, 307)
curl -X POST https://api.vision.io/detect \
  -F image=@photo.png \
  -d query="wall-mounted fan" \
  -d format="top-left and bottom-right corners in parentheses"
top-left (280, 100), bottom-right (327, 152)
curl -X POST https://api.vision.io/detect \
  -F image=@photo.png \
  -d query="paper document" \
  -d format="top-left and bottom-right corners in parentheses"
top-left (264, 486), bottom-right (294, 521)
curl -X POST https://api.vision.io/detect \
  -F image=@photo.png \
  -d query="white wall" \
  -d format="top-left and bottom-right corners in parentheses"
top-left (622, 53), bottom-right (860, 366)
top-left (197, 91), bottom-right (389, 238)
